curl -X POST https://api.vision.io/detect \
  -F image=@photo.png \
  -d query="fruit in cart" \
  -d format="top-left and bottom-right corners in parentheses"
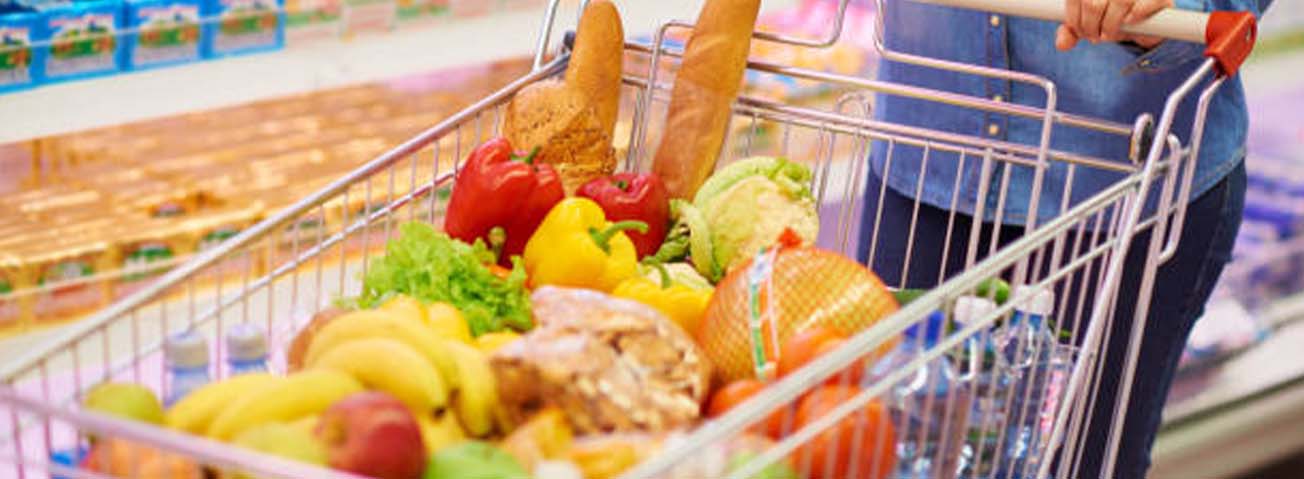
top-left (776, 327), bottom-right (871, 387)
top-left (565, 435), bottom-right (646, 479)
top-left (706, 379), bottom-right (791, 438)
top-left (380, 294), bottom-right (430, 325)
top-left (428, 302), bottom-right (473, 344)
top-left (498, 408), bottom-right (574, 471)
top-left (317, 392), bottom-right (427, 479)
top-left (442, 339), bottom-right (499, 437)
top-left (975, 277), bottom-right (1012, 305)
top-left (424, 441), bottom-right (530, 479)
top-left (231, 422), bottom-right (329, 475)
top-left (83, 437), bottom-right (201, 478)
top-left (611, 264), bottom-right (713, 334)
top-left (727, 450), bottom-right (799, 479)
top-left (416, 411), bottom-right (468, 455)
top-left (166, 373), bottom-right (280, 434)
top-left (207, 369), bottom-right (364, 440)
top-left (474, 331), bottom-right (522, 354)
top-left (523, 198), bottom-right (646, 292)
top-left (82, 382), bottom-right (165, 425)
top-left (287, 307), bottom-right (348, 372)
top-left (697, 232), bottom-right (899, 383)
top-left (303, 309), bottom-right (459, 389)
top-left (356, 222), bottom-right (533, 337)
top-left (790, 386), bottom-right (896, 479)
top-left (443, 138), bottom-right (565, 265)
top-left (576, 173), bottom-right (671, 259)
top-left (306, 337), bottom-right (450, 414)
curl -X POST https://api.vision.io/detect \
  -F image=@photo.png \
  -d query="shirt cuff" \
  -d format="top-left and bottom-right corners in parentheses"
top-left (1122, 0), bottom-right (1210, 74)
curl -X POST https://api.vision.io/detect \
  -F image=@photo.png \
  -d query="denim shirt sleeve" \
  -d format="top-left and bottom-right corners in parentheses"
top-left (1124, 0), bottom-right (1274, 74)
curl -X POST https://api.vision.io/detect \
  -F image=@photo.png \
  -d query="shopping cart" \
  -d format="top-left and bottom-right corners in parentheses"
top-left (0, 0), bottom-right (1257, 477)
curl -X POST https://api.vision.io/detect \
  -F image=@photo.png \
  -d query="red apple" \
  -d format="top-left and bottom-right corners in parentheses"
top-left (315, 391), bottom-right (426, 479)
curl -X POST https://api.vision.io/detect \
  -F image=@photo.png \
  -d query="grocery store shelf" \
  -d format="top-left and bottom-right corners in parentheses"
top-left (1153, 318), bottom-right (1304, 478)
top-left (0, 0), bottom-right (797, 144)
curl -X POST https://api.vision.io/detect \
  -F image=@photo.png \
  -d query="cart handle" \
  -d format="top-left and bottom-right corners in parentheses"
top-left (911, 0), bottom-right (1257, 75)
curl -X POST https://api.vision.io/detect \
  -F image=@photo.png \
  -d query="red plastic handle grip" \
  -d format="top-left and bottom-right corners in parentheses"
top-left (1205, 11), bottom-right (1257, 76)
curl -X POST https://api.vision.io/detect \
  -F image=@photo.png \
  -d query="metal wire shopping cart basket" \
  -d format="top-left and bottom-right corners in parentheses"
top-left (0, 0), bottom-right (1258, 478)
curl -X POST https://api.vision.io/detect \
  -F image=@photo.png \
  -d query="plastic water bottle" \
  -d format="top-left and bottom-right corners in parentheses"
top-left (226, 323), bottom-right (269, 375)
top-left (165, 331), bottom-right (211, 407)
top-left (993, 287), bottom-right (1071, 478)
top-left (871, 311), bottom-right (971, 479)
top-left (951, 295), bottom-right (1006, 479)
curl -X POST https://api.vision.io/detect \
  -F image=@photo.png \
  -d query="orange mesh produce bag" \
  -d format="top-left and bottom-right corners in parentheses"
top-left (696, 230), bottom-right (900, 383)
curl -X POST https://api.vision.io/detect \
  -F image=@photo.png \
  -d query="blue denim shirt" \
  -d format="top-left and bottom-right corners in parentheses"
top-left (872, 0), bottom-right (1273, 225)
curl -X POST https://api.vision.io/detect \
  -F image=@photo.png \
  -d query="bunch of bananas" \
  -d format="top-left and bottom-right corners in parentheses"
top-left (163, 295), bottom-right (524, 454)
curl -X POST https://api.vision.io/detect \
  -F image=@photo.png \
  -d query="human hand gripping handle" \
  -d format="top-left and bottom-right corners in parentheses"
top-left (910, 0), bottom-right (1259, 74)
top-left (1058, 0), bottom-right (1173, 50)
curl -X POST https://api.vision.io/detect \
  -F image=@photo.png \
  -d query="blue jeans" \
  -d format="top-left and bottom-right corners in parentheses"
top-left (858, 162), bottom-right (1246, 478)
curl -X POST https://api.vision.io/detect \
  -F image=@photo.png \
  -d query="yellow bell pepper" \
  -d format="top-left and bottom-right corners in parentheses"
top-left (612, 274), bottom-right (712, 334)
top-left (523, 198), bottom-right (646, 292)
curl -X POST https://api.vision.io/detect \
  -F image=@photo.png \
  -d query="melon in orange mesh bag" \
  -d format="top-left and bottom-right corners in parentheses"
top-left (696, 229), bottom-right (901, 383)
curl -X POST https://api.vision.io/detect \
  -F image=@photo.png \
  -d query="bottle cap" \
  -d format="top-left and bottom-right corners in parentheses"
top-left (1013, 286), bottom-right (1055, 316)
top-left (225, 323), bottom-right (267, 361)
top-left (953, 296), bottom-right (998, 325)
top-left (166, 331), bottom-right (209, 368)
top-left (904, 311), bottom-right (947, 346)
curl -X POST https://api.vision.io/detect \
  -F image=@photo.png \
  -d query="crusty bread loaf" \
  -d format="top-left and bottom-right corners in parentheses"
top-left (491, 287), bottom-right (711, 434)
top-left (503, 0), bottom-right (623, 192)
top-left (503, 80), bottom-right (615, 193)
top-left (651, 0), bottom-right (762, 199)
top-left (565, 0), bottom-right (623, 138)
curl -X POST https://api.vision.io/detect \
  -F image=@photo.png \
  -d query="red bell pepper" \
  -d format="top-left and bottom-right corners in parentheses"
top-left (444, 138), bottom-right (564, 265)
top-left (576, 173), bottom-right (670, 259)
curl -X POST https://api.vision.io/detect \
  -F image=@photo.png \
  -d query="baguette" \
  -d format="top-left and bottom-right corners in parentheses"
top-left (503, 0), bottom-right (624, 192)
top-left (565, 0), bottom-right (624, 138)
top-left (651, 0), bottom-right (762, 200)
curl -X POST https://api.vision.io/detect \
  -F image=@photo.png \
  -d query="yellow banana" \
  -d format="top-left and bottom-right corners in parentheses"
top-left (166, 373), bottom-right (281, 435)
top-left (442, 340), bottom-right (498, 437)
top-left (415, 411), bottom-right (467, 455)
top-left (379, 295), bottom-right (429, 325)
top-left (307, 338), bottom-right (449, 414)
top-left (206, 370), bottom-right (363, 441)
top-left (304, 310), bottom-right (460, 389)
top-left (427, 302), bottom-right (472, 344)
top-left (474, 331), bottom-right (522, 354)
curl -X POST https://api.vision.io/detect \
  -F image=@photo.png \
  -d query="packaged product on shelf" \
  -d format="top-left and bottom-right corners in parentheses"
top-left (202, 0), bottom-right (283, 57)
top-left (395, 0), bottom-right (444, 24)
top-left (339, 0), bottom-right (395, 35)
top-left (123, 0), bottom-right (202, 69)
top-left (283, 0), bottom-right (340, 43)
top-left (30, 0), bottom-right (124, 82)
top-left (21, 238), bottom-right (113, 320)
top-left (0, 255), bottom-right (29, 328)
top-left (112, 218), bottom-right (187, 298)
top-left (447, 0), bottom-right (487, 18)
top-left (0, 3), bottom-right (41, 93)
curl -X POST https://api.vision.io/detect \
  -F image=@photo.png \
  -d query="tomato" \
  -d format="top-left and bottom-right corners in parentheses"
top-left (706, 379), bottom-right (793, 438)
top-left (791, 386), bottom-right (896, 479)
top-left (777, 327), bottom-right (870, 386)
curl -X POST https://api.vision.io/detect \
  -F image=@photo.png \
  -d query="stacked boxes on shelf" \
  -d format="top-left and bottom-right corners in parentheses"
top-left (0, 58), bottom-right (528, 331)
top-left (0, 2), bottom-right (40, 92)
